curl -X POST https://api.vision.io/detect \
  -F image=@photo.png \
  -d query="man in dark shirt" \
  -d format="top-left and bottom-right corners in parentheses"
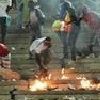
top-left (60, 0), bottom-right (71, 20)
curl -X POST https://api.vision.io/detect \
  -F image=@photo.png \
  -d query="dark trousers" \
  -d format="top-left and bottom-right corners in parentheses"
top-left (58, 24), bottom-right (80, 60)
top-left (29, 23), bottom-right (42, 58)
top-left (67, 24), bottom-right (80, 61)
top-left (35, 49), bottom-right (51, 69)
top-left (0, 17), bottom-right (6, 43)
top-left (30, 22), bottom-right (42, 43)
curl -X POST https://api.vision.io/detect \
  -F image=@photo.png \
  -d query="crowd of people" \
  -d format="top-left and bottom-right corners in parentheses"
top-left (53, 0), bottom-right (100, 67)
top-left (27, 0), bottom-right (100, 76)
top-left (0, 0), bottom-right (49, 77)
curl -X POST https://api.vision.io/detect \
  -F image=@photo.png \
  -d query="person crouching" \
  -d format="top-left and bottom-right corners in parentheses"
top-left (30, 36), bottom-right (51, 77)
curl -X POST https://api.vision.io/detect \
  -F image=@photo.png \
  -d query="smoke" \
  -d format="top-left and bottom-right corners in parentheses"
top-left (39, 0), bottom-right (59, 16)
top-left (39, 0), bottom-right (100, 16)
top-left (73, 0), bottom-right (100, 15)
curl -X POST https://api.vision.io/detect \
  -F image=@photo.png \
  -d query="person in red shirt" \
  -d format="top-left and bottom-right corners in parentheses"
top-left (0, 43), bottom-right (10, 68)
top-left (81, 6), bottom-right (100, 57)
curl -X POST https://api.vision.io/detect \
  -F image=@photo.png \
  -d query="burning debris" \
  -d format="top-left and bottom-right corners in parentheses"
top-left (28, 68), bottom-right (100, 92)
top-left (61, 68), bottom-right (69, 80)
top-left (80, 77), bottom-right (92, 90)
top-left (29, 80), bottom-right (48, 91)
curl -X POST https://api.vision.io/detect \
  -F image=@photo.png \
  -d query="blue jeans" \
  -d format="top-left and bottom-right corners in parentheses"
top-left (58, 31), bottom-right (69, 59)
top-left (58, 23), bottom-right (80, 61)
top-left (69, 24), bottom-right (80, 60)
top-left (16, 10), bottom-right (23, 29)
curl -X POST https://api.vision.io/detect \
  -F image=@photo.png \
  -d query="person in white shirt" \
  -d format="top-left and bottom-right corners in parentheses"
top-left (30, 36), bottom-right (51, 77)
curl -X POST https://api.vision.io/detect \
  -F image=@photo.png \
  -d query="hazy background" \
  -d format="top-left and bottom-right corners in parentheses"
top-left (22, 0), bottom-right (100, 22)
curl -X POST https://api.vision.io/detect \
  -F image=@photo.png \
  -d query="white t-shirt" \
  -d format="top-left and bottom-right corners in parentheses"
top-left (30, 37), bottom-right (48, 53)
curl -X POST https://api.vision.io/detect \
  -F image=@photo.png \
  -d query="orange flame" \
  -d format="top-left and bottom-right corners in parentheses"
top-left (61, 68), bottom-right (65, 75)
top-left (29, 80), bottom-right (48, 91)
top-left (61, 75), bottom-right (69, 80)
top-left (96, 83), bottom-right (100, 90)
top-left (61, 68), bottom-right (69, 80)
top-left (80, 77), bottom-right (92, 90)
top-left (48, 74), bottom-right (52, 80)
